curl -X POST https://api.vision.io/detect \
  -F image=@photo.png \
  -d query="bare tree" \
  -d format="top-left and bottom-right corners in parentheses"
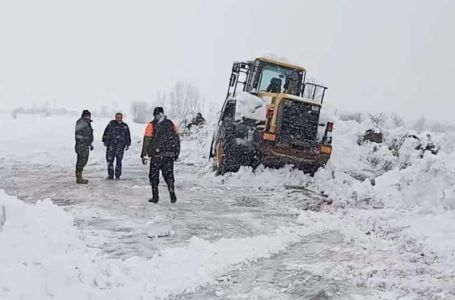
top-left (186, 84), bottom-right (202, 116)
top-left (391, 113), bottom-right (404, 127)
top-left (169, 82), bottom-right (203, 119)
top-left (169, 82), bottom-right (184, 118)
top-left (155, 91), bottom-right (167, 109)
top-left (369, 113), bottom-right (386, 128)
top-left (130, 82), bottom-right (204, 122)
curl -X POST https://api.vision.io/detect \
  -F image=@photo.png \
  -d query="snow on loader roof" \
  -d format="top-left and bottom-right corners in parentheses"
top-left (257, 55), bottom-right (306, 71)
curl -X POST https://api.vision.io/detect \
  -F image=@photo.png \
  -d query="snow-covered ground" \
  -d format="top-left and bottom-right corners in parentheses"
top-left (1, 111), bottom-right (454, 299)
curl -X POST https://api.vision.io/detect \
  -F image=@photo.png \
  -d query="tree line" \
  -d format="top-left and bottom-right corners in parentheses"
top-left (131, 82), bottom-right (204, 123)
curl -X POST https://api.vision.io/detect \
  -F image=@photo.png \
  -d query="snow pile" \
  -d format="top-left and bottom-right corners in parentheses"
top-left (180, 107), bottom-right (455, 213)
top-left (311, 111), bottom-right (455, 211)
top-left (233, 91), bottom-right (269, 121)
top-left (0, 190), bottom-right (105, 299)
top-left (178, 124), bottom-right (213, 168)
top-left (0, 189), bottom-right (316, 299)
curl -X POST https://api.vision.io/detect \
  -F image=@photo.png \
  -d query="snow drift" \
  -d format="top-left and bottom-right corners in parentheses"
top-left (1, 110), bottom-right (455, 298)
top-left (201, 108), bottom-right (455, 212)
top-left (0, 190), bottom-right (104, 299)
top-left (0, 189), bottom-right (310, 299)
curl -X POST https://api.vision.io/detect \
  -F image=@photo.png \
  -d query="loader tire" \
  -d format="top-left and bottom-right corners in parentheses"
top-left (214, 142), bottom-right (241, 175)
top-left (213, 119), bottom-right (242, 175)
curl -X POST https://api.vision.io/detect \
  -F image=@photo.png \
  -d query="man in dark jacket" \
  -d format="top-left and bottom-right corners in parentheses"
top-left (102, 112), bottom-right (131, 180)
top-left (141, 107), bottom-right (180, 203)
top-left (75, 110), bottom-right (94, 184)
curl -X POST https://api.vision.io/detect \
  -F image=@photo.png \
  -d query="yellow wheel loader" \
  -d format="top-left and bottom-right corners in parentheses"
top-left (209, 57), bottom-right (333, 175)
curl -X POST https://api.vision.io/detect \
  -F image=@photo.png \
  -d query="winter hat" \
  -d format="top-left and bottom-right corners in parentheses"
top-left (153, 107), bottom-right (164, 116)
top-left (81, 110), bottom-right (91, 118)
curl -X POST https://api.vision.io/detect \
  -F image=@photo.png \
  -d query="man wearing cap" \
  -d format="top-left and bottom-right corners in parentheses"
top-left (75, 110), bottom-right (94, 184)
top-left (141, 107), bottom-right (180, 203)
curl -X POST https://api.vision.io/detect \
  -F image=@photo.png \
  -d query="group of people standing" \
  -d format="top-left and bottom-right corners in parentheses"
top-left (74, 107), bottom-right (180, 204)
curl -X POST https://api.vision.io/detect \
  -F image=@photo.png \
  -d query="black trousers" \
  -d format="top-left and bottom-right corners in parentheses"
top-left (149, 156), bottom-right (175, 188)
top-left (75, 144), bottom-right (90, 172)
top-left (106, 145), bottom-right (125, 178)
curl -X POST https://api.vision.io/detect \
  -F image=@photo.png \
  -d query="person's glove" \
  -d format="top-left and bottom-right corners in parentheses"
top-left (125, 145), bottom-right (129, 151)
top-left (90, 145), bottom-right (94, 151)
top-left (141, 157), bottom-right (148, 165)
top-left (174, 154), bottom-right (179, 161)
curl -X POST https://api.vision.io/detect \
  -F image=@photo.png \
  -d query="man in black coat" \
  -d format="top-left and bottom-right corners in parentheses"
top-left (75, 110), bottom-right (94, 184)
top-left (102, 112), bottom-right (131, 180)
top-left (141, 107), bottom-right (180, 203)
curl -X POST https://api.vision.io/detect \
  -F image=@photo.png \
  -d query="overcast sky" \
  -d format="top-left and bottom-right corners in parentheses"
top-left (0, 0), bottom-right (454, 120)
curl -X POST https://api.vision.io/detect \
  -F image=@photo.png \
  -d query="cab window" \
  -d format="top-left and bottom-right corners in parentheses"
top-left (257, 64), bottom-right (301, 95)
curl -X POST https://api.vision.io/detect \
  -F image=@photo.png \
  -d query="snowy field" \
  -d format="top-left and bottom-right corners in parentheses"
top-left (1, 111), bottom-right (455, 299)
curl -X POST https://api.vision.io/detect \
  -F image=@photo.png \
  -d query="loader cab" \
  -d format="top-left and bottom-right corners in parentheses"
top-left (249, 58), bottom-right (305, 96)
top-left (226, 57), bottom-right (328, 106)
top-left (226, 57), bottom-right (306, 99)
top-left (252, 60), bottom-right (328, 105)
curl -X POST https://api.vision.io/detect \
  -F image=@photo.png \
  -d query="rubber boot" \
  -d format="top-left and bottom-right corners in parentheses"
top-left (76, 171), bottom-right (88, 184)
top-left (148, 186), bottom-right (159, 203)
top-left (169, 184), bottom-right (177, 204)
